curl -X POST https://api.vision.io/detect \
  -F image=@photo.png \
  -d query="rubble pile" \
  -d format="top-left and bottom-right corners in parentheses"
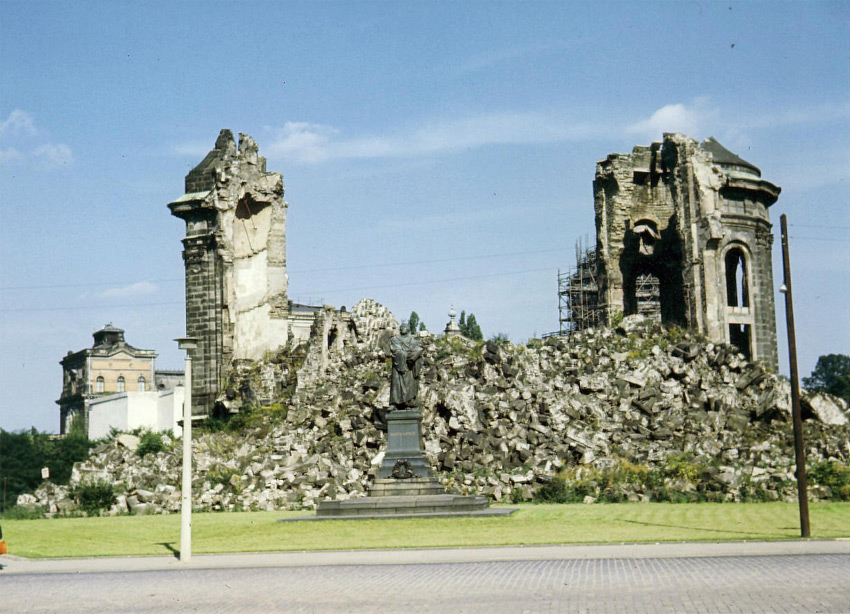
top-left (21, 306), bottom-right (849, 516)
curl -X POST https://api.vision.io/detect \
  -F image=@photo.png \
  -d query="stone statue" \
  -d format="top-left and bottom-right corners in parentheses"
top-left (389, 323), bottom-right (423, 411)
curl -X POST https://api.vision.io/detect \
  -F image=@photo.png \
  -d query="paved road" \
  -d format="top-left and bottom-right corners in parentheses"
top-left (2, 542), bottom-right (848, 613)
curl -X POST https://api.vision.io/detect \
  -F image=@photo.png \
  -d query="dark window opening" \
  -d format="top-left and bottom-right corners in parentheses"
top-left (725, 249), bottom-right (749, 308)
top-left (729, 324), bottom-right (752, 360)
top-left (619, 213), bottom-right (686, 326)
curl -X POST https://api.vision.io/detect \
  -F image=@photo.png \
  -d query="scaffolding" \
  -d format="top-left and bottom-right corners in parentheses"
top-left (556, 240), bottom-right (608, 335)
top-left (635, 273), bottom-right (661, 322)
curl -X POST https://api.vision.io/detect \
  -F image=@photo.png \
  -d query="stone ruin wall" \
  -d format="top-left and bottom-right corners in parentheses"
top-left (169, 130), bottom-right (290, 416)
top-left (593, 133), bottom-right (779, 370)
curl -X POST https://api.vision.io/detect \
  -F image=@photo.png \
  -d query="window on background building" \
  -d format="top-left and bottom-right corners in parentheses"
top-left (117, 376), bottom-right (125, 393)
top-left (138, 376), bottom-right (146, 392)
top-left (96, 376), bottom-right (104, 393)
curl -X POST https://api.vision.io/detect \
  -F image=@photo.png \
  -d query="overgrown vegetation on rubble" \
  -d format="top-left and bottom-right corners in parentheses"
top-left (10, 306), bottom-right (850, 518)
top-left (136, 431), bottom-right (167, 457)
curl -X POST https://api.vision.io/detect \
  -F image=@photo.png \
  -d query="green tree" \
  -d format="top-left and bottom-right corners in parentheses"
top-left (0, 429), bottom-right (94, 513)
top-left (803, 354), bottom-right (850, 403)
top-left (408, 311), bottom-right (426, 332)
top-left (456, 310), bottom-right (483, 340)
top-left (465, 313), bottom-right (483, 341)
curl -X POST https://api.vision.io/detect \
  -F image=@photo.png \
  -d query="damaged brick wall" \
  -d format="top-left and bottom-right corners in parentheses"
top-left (594, 133), bottom-right (780, 369)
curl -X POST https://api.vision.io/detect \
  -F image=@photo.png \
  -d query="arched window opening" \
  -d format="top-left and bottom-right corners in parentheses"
top-left (117, 376), bottom-right (125, 393)
top-left (725, 248), bottom-right (749, 308)
top-left (96, 376), bottom-right (104, 393)
top-left (138, 376), bottom-right (146, 392)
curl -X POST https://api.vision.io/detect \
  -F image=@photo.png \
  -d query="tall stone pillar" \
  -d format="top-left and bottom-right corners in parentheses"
top-left (169, 130), bottom-right (289, 416)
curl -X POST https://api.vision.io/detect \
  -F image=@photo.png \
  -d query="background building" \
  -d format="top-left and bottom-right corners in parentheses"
top-left (57, 325), bottom-right (184, 437)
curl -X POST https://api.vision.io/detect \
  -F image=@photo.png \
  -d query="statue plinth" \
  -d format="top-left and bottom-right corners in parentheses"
top-left (315, 404), bottom-right (498, 518)
top-left (376, 408), bottom-right (434, 480)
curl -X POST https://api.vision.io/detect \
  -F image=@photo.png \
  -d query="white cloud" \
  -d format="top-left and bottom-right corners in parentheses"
top-left (268, 122), bottom-right (339, 163)
top-left (34, 143), bottom-right (74, 167)
top-left (267, 112), bottom-right (603, 163)
top-left (627, 101), bottom-right (714, 139)
top-left (0, 110), bottom-right (72, 168)
top-left (99, 281), bottom-right (158, 299)
top-left (0, 109), bottom-right (36, 136)
top-left (627, 99), bottom-right (848, 144)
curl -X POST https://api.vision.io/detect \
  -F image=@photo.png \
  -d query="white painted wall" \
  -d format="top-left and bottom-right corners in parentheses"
top-left (87, 387), bottom-right (185, 439)
top-left (158, 386), bottom-right (185, 437)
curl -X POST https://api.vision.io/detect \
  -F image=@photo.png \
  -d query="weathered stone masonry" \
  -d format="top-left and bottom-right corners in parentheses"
top-left (594, 134), bottom-right (780, 369)
top-left (169, 130), bottom-right (290, 416)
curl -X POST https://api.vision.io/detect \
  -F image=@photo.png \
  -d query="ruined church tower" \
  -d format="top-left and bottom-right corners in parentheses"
top-left (169, 130), bottom-right (290, 416)
top-left (594, 133), bottom-right (780, 369)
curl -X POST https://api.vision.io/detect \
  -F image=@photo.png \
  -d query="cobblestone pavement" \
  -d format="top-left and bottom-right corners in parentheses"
top-left (5, 553), bottom-right (849, 613)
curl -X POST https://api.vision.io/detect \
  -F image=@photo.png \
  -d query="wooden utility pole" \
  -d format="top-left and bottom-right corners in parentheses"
top-left (779, 214), bottom-right (810, 538)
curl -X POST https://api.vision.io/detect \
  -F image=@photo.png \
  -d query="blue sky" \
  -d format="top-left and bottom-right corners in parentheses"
top-left (1, 1), bottom-right (847, 433)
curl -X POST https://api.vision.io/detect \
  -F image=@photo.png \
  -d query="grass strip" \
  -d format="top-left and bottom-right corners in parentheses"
top-left (3, 502), bottom-right (848, 559)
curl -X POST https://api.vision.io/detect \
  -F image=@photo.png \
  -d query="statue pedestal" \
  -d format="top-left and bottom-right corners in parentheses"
top-left (315, 405), bottom-right (504, 519)
top-left (376, 408), bottom-right (436, 481)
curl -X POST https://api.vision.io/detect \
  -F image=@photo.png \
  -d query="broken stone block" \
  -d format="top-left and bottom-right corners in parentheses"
top-left (802, 393), bottom-right (848, 426)
top-left (116, 434), bottom-right (140, 451)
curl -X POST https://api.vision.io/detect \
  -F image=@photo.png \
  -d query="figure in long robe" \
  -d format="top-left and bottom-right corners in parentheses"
top-left (389, 323), bottom-right (423, 411)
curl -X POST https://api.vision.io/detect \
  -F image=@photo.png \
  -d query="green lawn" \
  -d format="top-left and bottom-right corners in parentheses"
top-left (3, 502), bottom-right (848, 559)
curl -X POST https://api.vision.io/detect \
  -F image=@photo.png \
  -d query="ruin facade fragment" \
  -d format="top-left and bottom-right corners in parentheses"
top-left (593, 133), bottom-right (780, 368)
top-left (169, 130), bottom-right (291, 416)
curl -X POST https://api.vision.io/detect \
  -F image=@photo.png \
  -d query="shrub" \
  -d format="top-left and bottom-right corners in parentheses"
top-left (526, 338), bottom-right (544, 349)
top-left (0, 504), bottom-right (48, 520)
top-left (809, 461), bottom-right (850, 501)
top-left (609, 310), bottom-right (624, 328)
top-left (136, 431), bottom-right (166, 457)
top-left (535, 477), bottom-right (570, 503)
top-left (207, 466), bottom-right (240, 487)
top-left (738, 482), bottom-right (771, 503)
top-left (71, 480), bottom-right (116, 515)
top-left (662, 452), bottom-right (706, 483)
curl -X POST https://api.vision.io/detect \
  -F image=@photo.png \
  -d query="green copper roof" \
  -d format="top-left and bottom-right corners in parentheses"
top-left (700, 137), bottom-right (761, 177)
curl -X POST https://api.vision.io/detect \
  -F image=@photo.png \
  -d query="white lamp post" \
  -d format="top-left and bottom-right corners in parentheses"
top-left (175, 337), bottom-right (198, 562)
